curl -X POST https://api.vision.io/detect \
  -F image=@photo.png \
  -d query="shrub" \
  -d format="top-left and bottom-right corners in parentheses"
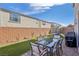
top-left (60, 33), bottom-right (65, 39)
top-left (46, 34), bottom-right (53, 40)
top-left (31, 36), bottom-right (38, 40)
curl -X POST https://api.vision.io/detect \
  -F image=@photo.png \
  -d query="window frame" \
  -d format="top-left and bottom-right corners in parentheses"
top-left (9, 13), bottom-right (21, 23)
top-left (42, 21), bottom-right (46, 26)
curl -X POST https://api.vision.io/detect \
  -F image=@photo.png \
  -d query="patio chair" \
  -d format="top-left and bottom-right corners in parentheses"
top-left (30, 42), bottom-right (48, 56)
top-left (53, 40), bottom-right (61, 56)
top-left (37, 37), bottom-right (46, 50)
top-left (47, 40), bottom-right (60, 56)
top-left (58, 39), bottom-right (63, 56)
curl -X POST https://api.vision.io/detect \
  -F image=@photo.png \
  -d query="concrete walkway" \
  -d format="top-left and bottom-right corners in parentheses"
top-left (22, 40), bottom-right (79, 56)
top-left (62, 40), bottom-right (79, 56)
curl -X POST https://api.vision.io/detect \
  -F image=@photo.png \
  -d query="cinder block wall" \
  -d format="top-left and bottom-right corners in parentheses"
top-left (0, 27), bottom-right (50, 45)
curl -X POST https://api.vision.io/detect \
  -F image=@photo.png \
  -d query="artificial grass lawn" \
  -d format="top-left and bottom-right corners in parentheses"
top-left (0, 40), bottom-right (36, 56)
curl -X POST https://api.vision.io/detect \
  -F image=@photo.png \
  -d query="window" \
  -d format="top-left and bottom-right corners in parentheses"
top-left (10, 13), bottom-right (20, 23)
top-left (42, 22), bottom-right (46, 25)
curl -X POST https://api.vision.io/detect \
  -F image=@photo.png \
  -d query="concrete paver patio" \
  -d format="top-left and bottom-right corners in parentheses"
top-left (62, 40), bottom-right (79, 56)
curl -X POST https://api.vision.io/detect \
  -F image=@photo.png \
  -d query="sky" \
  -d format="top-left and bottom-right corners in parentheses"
top-left (0, 3), bottom-right (74, 26)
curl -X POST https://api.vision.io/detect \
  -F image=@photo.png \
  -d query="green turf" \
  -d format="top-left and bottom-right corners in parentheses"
top-left (0, 40), bottom-right (36, 56)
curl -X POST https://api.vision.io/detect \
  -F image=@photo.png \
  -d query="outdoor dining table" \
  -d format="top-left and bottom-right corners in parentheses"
top-left (35, 38), bottom-right (60, 56)
top-left (47, 39), bottom-right (60, 55)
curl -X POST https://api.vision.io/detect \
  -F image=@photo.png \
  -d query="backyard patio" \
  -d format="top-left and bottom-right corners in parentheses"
top-left (22, 39), bottom-right (79, 56)
top-left (0, 33), bottom-right (79, 56)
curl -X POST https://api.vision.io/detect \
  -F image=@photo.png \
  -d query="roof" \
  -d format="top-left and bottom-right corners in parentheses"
top-left (0, 8), bottom-right (60, 25)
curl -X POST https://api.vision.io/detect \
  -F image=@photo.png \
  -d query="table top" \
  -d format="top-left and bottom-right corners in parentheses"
top-left (47, 41), bottom-right (55, 48)
top-left (36, 38), bottom-right (60, 48)
top-left (47, 39), bottom-right (60, 48)
top-left (36, 39), bottom-right (52, 46)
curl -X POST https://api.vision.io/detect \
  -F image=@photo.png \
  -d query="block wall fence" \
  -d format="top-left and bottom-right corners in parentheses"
top-left (0, 27), bottom-right (50, 45)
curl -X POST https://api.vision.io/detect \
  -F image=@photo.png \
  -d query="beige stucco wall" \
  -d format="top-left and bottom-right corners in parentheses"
top-left (0, 10), bottom-right (51, 28)
top-left (74, 3), bottom-right (79, 52)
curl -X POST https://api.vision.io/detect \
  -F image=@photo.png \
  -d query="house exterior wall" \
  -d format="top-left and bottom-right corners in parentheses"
top-left (74, 3), bottom-right (79, 52)
top-left (0, 10), bottom-right (51, 28)
top-left (60, 26), bottom-right (74, 34)
top-left (0, 9), bottom-right (51, 45)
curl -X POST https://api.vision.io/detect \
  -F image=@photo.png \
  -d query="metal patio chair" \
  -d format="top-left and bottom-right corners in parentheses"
top-left (47, 40), bottom-right (60, 56)
top-left (58, 39), bottom-right (63, 56)
top-left (30, 42), bottom-right (48, 56)
top-left (37, 37), bottom-right (47, 50)
top-left (53, 40), bottom-right (60, 56)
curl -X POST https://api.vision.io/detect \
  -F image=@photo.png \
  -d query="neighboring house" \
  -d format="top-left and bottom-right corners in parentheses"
top-left (0, 8), bottom-right (52, 45)
top-left (67, 24), bottom-right (74, 32)
top-left (60, 24), bottom-right (74, 34)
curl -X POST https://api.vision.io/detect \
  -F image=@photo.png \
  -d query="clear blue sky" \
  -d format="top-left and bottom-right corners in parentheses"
top-left (0, 3), bottom-right (74, 26)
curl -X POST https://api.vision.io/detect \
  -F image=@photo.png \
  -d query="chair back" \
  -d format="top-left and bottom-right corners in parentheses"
top-left (52, 39), bottom-right (60, 52)
top-left (59, 39), bottom-right (63, 47)
top-left (30, 42), bottom-right (48, 56)
top-left (30, 42), bottom-right (40, 55)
